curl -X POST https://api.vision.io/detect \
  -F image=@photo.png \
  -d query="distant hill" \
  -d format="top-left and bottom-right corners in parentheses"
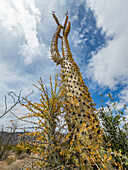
top-left (0, 131), bottom-right (30, 145)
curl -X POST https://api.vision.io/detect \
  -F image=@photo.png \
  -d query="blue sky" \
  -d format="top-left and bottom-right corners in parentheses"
top-left (0, 0), bottom-right (128, 129)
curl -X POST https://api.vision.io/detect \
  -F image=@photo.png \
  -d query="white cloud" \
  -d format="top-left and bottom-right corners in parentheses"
top-left (0, 0), bottom-right (72, 65)
top-left (70, 29), bottom-right (83, 47)
top-left (87, 0), bottom-right (128, 36)
top-left (0, 61), bottom-right (22, 94)
top-left (0, 0), bottom-right (49, 64)
top-left (118, 86), bottom-right (128, 105)
top-left (86, 0), bottom-right (128, 103)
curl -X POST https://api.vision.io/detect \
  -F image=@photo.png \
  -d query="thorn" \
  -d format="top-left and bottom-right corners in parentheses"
top-left (52, 11), bottom-right (55, 14)
top-left (65, 11), bottom-right (68, 16)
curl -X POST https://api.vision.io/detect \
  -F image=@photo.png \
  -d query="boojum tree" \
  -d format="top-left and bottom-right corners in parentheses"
top-left (50, 12), bottom-right (117, 169)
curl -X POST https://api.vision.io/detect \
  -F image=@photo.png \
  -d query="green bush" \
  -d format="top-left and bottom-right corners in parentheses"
top-left (97, 94), bottom-right (128, 168)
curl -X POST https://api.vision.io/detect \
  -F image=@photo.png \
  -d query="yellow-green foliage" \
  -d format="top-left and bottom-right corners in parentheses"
top-left (16, 74), bottom-right (124, 169)
top-left (18, 75), bottom-right (69, 168)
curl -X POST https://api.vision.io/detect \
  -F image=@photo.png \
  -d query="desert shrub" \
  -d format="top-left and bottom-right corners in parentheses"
top-left (98, 94), bottom-right (128, 168)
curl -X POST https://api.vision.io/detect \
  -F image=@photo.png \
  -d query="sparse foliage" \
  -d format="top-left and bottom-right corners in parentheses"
top-left (18, 75), bottom-right (70, 169)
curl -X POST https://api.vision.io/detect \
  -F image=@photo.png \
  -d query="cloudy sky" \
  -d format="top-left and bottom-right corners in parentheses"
top-left (0, 0), bottom-right (128, 129)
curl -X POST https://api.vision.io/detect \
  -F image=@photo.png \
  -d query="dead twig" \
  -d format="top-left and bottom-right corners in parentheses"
top-left (0, 89), bottom-right (34, 119)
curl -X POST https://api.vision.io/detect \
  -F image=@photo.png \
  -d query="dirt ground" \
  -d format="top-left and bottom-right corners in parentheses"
top-left (0, 153), bottom-right (41, 170)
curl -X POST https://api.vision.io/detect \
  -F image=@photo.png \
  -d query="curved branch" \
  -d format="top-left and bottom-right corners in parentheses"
top-left (51, 13), bottom-right (63, 65)
top-left (0, 89), bottom-right (34, 119)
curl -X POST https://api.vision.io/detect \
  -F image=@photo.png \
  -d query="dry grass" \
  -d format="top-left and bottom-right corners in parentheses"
top-left (0, 153), bottom-right (41, 170)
